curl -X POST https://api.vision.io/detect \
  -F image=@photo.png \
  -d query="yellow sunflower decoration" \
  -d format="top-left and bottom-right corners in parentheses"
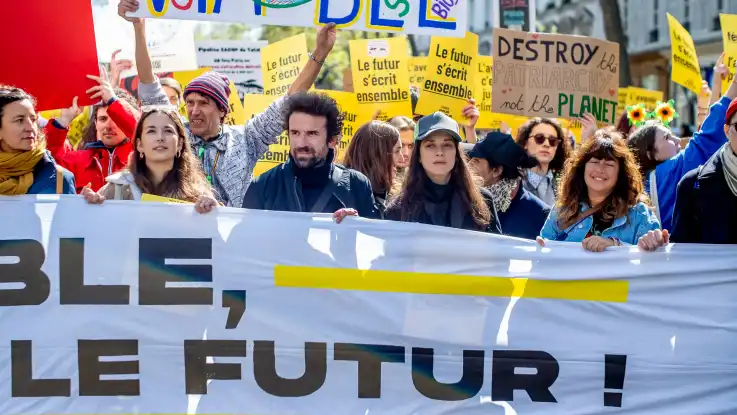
top-left (626, 104), bottom-right (648, 127)
top-left (653, 100), bottom-right (679, 127)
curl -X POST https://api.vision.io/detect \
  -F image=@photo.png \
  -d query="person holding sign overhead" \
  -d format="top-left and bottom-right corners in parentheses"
top-left (117, 0), bottom-right (337, 208)
top-left (383, 112), bottom-right (501, 233)
top-left (81, 106), bottom-right (218, 213)
top-left (627, 67), bottom-right (737, 232)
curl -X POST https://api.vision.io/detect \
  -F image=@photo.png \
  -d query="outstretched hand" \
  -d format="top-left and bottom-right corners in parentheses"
top-left (118, 0), bottom-right (143, 23)
top-left (58, 97), bottom-right (82, 128)
top-left (86, 65), bottom-right (117, 104)
top-left (314, 23), bottom-right (337, 60)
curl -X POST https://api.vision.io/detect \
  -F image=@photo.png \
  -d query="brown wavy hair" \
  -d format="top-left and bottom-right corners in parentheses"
top-left (515, 117), bottom-right (571, 172)
top-left (391, 136), bottom-right (491, 227)
top-left (626, 121), bottom-right (671, 177)
top-left (556, 130), bottom-right (647, 229)
top-left (129, 108), bottom-right (213, 202)
top-left (342, 121), bottom-right (399, 194)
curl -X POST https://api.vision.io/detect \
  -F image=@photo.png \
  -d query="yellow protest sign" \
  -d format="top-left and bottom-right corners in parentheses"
top-left (617, 88), bottom-right (628, 117)
top-left (408, 57), bottom-right (428, 87)
top-left (625, 87), bottom-right (664, 111)
top-left (261, 33), bottom-right (308, 97)
top-left (668, 13), bottom-right (702, 94)
top-left (416, 32), bottom-right (478, 123)
top-left (243, 94), bottom-right (289, 177)
top-left (225, 82), bottom-right (246, 125)
top-left (141, 193), bottom-right (191, 204)
top-left (350, 37), bottom-right (413, 122)
top-left (720, 14), bottom-right (737, 94)
top-left (318, 90), bottom-right (370, 162)
top-left (475, 55), bottom-right (495, 129)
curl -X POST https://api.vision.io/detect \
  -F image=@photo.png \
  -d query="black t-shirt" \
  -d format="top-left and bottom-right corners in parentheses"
top-left (586, 212), bottom-right (612, 238)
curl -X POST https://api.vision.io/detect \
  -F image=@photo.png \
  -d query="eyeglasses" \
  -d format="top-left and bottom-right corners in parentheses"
top-left (532, 133), bottom-right (559, 147)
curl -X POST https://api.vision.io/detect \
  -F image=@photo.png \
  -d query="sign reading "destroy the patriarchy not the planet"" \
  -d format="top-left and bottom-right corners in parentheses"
top-left (492, 29), bottom-right (620, 124)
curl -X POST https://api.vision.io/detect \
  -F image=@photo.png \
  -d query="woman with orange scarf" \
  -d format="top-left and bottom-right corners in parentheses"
top-left (0, 85), bottom-right (75, 195)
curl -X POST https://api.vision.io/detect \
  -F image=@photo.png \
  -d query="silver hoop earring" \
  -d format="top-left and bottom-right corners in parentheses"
top-left (139, 153), bottom-right (144, 160)
top-left (176, 149), bottom-right (181, 158)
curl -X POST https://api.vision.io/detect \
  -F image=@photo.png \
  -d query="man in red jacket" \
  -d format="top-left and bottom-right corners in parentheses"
top-left (45, 73), bottom-right (140, 193)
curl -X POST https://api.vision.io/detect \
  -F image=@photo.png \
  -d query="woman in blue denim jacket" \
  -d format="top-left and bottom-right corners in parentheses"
top-left (538, 130), bottom-right (662, 252)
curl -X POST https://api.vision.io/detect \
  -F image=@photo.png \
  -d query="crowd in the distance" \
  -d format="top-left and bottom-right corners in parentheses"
top-left (1, 0), bottom-right (735, 251)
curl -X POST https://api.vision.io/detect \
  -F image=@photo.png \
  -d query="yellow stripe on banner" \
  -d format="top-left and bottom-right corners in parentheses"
top-left (274, 266), bottom-right (629, 303)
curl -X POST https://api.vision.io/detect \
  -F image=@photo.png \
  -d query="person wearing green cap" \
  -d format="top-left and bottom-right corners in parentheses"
top-left (384, 112), bottom-right (501, 233)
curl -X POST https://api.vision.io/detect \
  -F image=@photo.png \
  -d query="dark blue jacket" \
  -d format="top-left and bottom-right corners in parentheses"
top-left (242, 157), bottom-right (380, 219)
top-left (671, 151), bottom-right (737, 244)
top-left (27, 151), bottom-right (76, 195)
top-left (498, 186), bottom-right (550, 240)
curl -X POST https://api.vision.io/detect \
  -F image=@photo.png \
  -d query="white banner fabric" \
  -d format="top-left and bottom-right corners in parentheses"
top-left (130, 0), bottom-right (468, 37)
top-left (1, 196), bottom-right (736, 414)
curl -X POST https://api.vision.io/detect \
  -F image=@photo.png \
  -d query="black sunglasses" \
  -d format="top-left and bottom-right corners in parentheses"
top-left (532, 133), bottom-right (559, 147)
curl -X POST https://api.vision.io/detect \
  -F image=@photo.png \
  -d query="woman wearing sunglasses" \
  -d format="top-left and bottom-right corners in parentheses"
top-left (515, 118), bottom-right (571, 206)
top-left (81, 106), bottom-right (218, 213)
top-left (537, 130), bottom-right (662, 252)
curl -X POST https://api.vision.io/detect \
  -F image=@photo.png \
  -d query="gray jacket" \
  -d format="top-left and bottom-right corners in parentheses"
top-left (138, 80), bottom-right (286, 208)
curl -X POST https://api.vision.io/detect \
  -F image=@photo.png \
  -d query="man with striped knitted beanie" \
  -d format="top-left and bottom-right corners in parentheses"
top-left (119, 1), bottom-right (337, 207)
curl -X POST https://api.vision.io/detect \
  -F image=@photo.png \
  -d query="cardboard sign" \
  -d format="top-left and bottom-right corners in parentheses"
top-left (350, 37), bottom-right (413, 121)
top-left (195, 40), bottom-right (268, 98)
top-left (492, 29), bottom-right (620, 125)
top-left (1, 1), bottom-right (99, 111)
top-left (720, 14), bottom-right (737, 94)
top-left (261, 34), bottom-right (309, 97)
top-left (668, 13), bottom-right (702, 94)
top-left (408, 57), bottom-right (428, 87)
top-left (243, 94), bottom-right (289, 177)
top-left (415, 32), bottom-right (478, 122)
top-left (131, 0), bottom-right (468, 38)
top-left (318, 91), bottom-right (371, 161)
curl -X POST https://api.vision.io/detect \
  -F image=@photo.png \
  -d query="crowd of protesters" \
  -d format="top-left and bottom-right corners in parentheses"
top-left (1, 0), bottom-right (736, 249)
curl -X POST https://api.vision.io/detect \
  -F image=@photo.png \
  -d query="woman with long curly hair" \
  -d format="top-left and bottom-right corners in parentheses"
top-left (342, 121), bottom-right (402, 215)
top-left (81, 106), bottom-right (218, 213)
top-left (537, 130), bottom-right (661, 252)
top-left (383, 112), bottom-right (501, 233)
top-left (515, 117), bottom-right (571, 206)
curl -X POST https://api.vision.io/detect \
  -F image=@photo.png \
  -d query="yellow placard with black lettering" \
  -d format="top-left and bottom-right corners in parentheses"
top-left (475, 55), bottom-right (495, 129)
top-left (625, 87), bottom-right (664, 111)
top-left (668, 13), bottom-right (702, 94)
top-left (261, 33), bottom-right (308, 97)
top-left (350, 37), bottom-right (413, 122)
top-left (141, 193), bottom-right (191, 204)
top-left (408, 56), bottom-right (428, 88)
top-left (416, 32), bottom-right (478, 123)
top-left (318, 90), bottom-right (370, 162)
top-left (720, 14), bottom-right (737, 94)
top-left (243, 94), bottom-right (289, 177)
top-left (616, 88), bottom-right (628, 117)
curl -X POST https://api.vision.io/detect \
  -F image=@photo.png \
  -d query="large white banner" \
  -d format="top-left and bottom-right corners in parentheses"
top-left (196, 40), bottom-right (267, 98)
top-left (130, 0), bottom-right (468, 37)
top-left (1, 196), bottom-right (737, 414)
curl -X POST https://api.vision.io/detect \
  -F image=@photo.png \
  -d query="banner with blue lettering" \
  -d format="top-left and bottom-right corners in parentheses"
top-left (1, 196), bottom-right (736, 414)
top-left (130, 0), bottom-right (468, 37)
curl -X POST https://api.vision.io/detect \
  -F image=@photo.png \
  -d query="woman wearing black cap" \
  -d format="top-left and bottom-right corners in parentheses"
top-left (465, 132), bottom-right (550, 240)
top-left (383, 112), bottom-right (502, 233)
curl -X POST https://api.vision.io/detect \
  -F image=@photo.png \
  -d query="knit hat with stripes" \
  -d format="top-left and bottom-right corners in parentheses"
top-left (183, 71), bottom-right (230, 115)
